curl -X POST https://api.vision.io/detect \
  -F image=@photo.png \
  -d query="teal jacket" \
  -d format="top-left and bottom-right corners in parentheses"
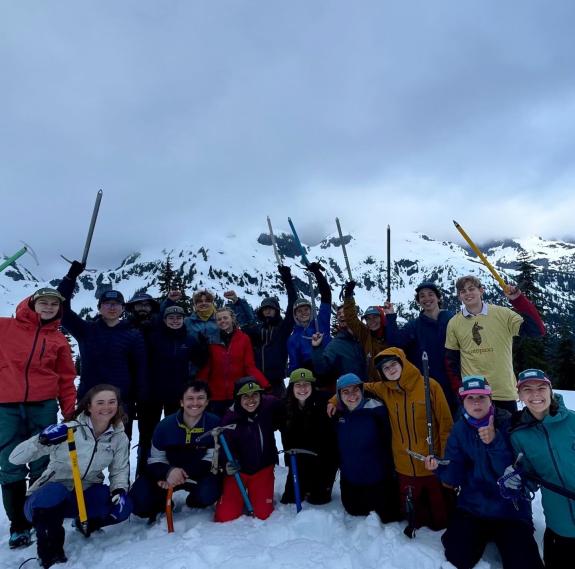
top-left (509, 394), bottom-right (575, 537)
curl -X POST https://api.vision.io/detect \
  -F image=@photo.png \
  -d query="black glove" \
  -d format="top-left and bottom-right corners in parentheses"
top-left (306, 261), bottom-right (324, 275)
top-left (277, 265), bottom-right (292, 282)
top-left (66, 260), bottom-right (86, 280)
top-left (343, 280), bottom-right (356, 298)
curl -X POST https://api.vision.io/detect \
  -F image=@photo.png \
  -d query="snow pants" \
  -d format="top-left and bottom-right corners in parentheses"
top-left (544, 527), bottom-right (575, 569)
top-left (281, 452), bottom-right (338, 506)
top-left (24, 482), bottom-right (132, 527)
top-left (130, 472), bottom-right (221, 518)
top-left (0, 401), bottom-right (58, 532)
top-left (398, 473), bottom-right (454, 531)
top-left (340, 476), bottom-right (401, 523)
top-left (442, 508), bottom-right (544, 569)
top-left (215, 465), bottom-right (274, 522)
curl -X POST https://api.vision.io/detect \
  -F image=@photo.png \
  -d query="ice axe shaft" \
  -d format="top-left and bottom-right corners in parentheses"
top-left (267, 216), bottom-right (282, 265)
top-left (335, 217), bottom-right (353, 281)
top-left (219, 433), bottom-right (254, 516)
top-left (453, 220), bottom-right (509, 294)
top-left (307, 273), bottom-right (319, 333)
top-left (81, 190), bottom-right (103, 265)
top-left (287, 217), bottom-right (310, 266)
top-left (67, 428), bottom-right (89, 536)
top-left (386, 225), bottom-right (391, 302)
top-left (0, 247), bottom-right (27, 274)
top-left (166, 487), bottom-right (174, 533)
top-left (422, 351), bottom-right (434, 457)
top-left (290, 454), bottom-right (302, 513)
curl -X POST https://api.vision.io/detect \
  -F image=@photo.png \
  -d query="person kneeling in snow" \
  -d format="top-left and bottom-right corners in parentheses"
top-left (214, 377), bottom-right (283, 522)
top-left (329, 347), bottom-right (453, 534)
top-left (129, 380), bottom-right (222, 522)
top-left (427, 376), bottom-right (543, 569)
top-left (333, 373), bottom-right (400, 523)
top-left (9, 384), bottom-right (132, 569)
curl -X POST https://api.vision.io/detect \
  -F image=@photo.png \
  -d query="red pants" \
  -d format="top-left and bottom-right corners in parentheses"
top-left (214, 465), bottom-right (275, 522)
top-left (398, 473), bottom-right (454, 531)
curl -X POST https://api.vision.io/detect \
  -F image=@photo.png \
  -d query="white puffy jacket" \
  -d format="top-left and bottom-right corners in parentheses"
top-left (9, 412), bottom-right (130, 495)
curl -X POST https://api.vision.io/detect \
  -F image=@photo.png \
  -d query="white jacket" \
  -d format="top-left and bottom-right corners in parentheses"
top-left (9, 412), bottom-right (130, 495)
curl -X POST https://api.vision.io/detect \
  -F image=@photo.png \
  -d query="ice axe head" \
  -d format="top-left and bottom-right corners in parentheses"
top-left (20, 241), bottom-right (39, 266)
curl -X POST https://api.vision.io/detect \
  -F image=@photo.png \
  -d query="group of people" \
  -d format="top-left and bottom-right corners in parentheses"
top-left (0, 256), bottom-right (573, 569)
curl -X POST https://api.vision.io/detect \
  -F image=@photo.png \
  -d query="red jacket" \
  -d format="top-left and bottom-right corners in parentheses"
top-left (198, 329), bottom-right (269, 401)
top-left (0, 297), bottom-right (77, 418)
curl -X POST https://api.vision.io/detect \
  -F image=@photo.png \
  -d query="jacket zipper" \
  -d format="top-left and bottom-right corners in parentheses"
top-left (399, 384), bottom-right (416, 475)
top-left (23, 324), bottom-right (42, 402)
top-left (39, 339), bottom-right (47, 360)
top-left (411, 403), bottom-right (418, 445)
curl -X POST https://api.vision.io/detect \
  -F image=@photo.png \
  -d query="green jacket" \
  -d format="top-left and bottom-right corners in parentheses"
top-left (509, 394), bottom-right (575, 537)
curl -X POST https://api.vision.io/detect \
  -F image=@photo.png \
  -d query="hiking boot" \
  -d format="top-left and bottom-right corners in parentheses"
top-left (8, 529), bottom-right (32, 549)
top-left (185, 494), bottom-right (207, 509)
top-left (39, 551), bottom-right (68, 568)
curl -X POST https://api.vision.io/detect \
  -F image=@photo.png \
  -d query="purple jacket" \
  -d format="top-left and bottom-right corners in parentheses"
top-left (221, 395), bottom-right (284, 475)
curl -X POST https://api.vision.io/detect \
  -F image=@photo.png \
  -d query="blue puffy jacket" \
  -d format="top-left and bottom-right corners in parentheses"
top-left (436, 408), bottom-right (533, 523)
top-left (335, 398), bottom-right (395, 486)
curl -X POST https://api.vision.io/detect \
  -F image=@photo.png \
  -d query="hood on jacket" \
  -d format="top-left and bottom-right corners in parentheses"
top-left (256, 297), bottom-right (282, 322)
top-left (18, 297), bottom-right (63, 328)
top-left (373, 347), bottom-right (422, 390)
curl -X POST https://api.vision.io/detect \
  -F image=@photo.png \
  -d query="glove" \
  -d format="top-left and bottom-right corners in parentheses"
top-left (66, 260), bottom-right (86, 280)
top-left (501, 465), bottom-right (522, 490)
top-left (38, 423), bottom-right (68, 446)
top-left (306, 261), bottom-right (324, 275)
top-left (110, 489), bottom-right (128, 521)
top-left (277, 265), bottom-right (292, 282)
top-left (343, 280), bottom-right (356, 298)
top-left (225, 461), bottom-right (241, 476)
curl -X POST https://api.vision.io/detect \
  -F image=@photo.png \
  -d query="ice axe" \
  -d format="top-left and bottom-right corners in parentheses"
top-left (386, 225), bottom-right (391, 302)
top-left (67, 427), bottom-right (89, 536)
top-left (267, 216), bottom-right (283, 265)
top-left (335, 218), bottom-right (353, 282)
top-left (198, 424), bottom-right (254, 516)
top-left (61, 189), bottom-right (103, 268)
top-left (164, 478), bottom-right (196, 533)
top-left (287, 217), bottom-right (319, 332)
top-left (453, 220), bottom-right (510, 294)
top-left (280, 448), bottom-right (318, 513)
top-left (0, 241), bottom-right (39, 274)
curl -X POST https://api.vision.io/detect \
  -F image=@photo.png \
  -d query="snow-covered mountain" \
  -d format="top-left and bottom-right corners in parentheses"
top-left (2, 229), bottom-right (575, 326)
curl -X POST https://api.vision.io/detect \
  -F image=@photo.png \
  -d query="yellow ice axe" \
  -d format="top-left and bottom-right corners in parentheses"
top-left (453, 220), bottom-right (509, 294)
top-left (67, 428), bottom-right (88, 535)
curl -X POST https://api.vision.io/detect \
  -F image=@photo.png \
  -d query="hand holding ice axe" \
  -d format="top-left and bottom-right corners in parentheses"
top-left (197, 424), bottom-right (254, 516)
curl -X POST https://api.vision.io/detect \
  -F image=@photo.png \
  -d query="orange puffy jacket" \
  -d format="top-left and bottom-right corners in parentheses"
top-left (364, 347), bottom-right (453, 477)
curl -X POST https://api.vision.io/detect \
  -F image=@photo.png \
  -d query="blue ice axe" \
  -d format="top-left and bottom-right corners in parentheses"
top-left (287, 217), bottom-right (310, 266)
top-left (197, 424), bottom-right (254, 516)
top-left (281, 448), bottom-right (318, 513)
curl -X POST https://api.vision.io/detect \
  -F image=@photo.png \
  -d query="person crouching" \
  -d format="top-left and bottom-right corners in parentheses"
top-left (334, 373), bottom-right (400, 523)
top-left (214, 377), bottom-right (283, 522)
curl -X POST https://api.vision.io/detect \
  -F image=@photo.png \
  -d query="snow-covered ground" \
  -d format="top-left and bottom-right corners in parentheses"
top-left (2, 391), bottom-right (573, 569)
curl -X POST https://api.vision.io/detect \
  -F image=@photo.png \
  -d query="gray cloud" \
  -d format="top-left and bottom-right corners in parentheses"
top-left (2, 1), bottom-right (575, 278)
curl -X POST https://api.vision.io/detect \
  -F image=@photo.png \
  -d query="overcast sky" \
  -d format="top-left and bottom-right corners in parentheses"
top-left (2, 1), bottom-right (575, 277)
